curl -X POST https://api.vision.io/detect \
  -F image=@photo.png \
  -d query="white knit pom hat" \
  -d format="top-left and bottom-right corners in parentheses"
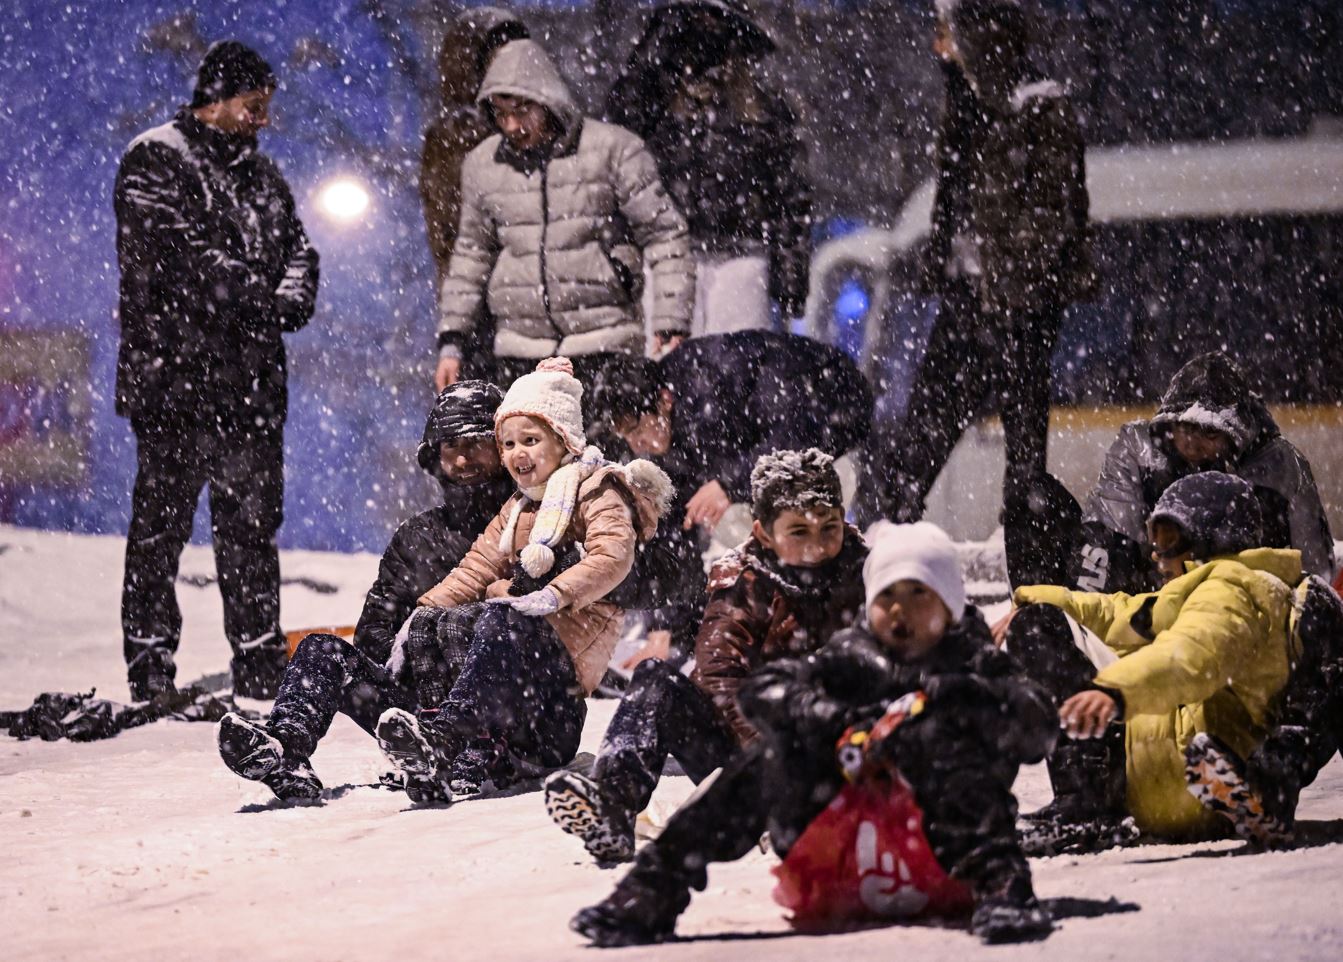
top-left (862, 520), bottom-right (966, 623)
top-left (494, 356), bottom-right (586, 455)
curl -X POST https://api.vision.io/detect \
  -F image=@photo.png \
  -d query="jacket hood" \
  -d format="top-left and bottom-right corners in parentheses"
top-left (417, 379), bottom-right (504, 472)
top-left (648, 1), bottom-right (775, 58)
top-left (581, 460), bottom-right (675, 542)
top-left (1209, 547), bottom-right (1303, 587)
top-left (1152, 352), bottom-right (1278, 460)
top-left (1149, 470), bottom-right (1264, 560)
top-left (476, 39), bottom-right (581, 138)
top-left (437, 7), bottom-right (527, 106)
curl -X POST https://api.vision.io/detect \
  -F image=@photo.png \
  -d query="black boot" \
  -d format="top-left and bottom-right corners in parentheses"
top-left (128, 646), bottom-right (178, 703)
top-left (217, 712), bottom-right (323, 801)
top-left (970, 869), bottom-right (1053, 944)
top-left (1019, 725), bottom-right (1137, 855)
top-left (570, 860), bottom-right (692, 947)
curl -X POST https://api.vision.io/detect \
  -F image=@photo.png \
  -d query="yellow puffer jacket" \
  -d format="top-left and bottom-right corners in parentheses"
top-left (1015, 547), bottom-right (1301, 838)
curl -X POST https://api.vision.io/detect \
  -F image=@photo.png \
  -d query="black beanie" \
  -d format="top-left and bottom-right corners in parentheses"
top-left (417, 380), bottom-right (505, 471)
top-left (191, 41), bottom-right (276, 108)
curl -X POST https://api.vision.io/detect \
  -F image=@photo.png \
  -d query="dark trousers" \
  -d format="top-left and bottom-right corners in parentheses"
top-left (624, 704), bottom-right (1031, 900)
top-left (858, 282), bottom-right (1062, 581)
top-left (593, 659), bottom-right (738, 815)
top-left (269, 633), bottom-right (418, 760)
top-left (423, 604), bottom-right (587, 770)
top-left (121, 415), bottom-right (284, 687)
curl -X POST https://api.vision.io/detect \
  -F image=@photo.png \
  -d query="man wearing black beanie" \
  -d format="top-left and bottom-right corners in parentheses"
top-left (113, 40), bottom-right (319, 702)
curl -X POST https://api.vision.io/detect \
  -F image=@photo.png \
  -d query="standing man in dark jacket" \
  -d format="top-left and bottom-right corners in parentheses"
top-left (606, 0), bottom-right (812, 335)
top-left (421, 7), bottom-right (528, 381)
top-left (856, 0), bottom-right (1091, 588)
top-left (114, 41), bottom-right (319, 701)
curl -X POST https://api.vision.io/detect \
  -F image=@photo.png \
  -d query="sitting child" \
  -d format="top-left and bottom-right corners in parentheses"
top-left (572, 521), bottom-right (1057, 946)
top-left (543, 448), bottom-right (866, 861)
top-left (375, 357), bottom-right (673, 800)
top-left (1006, 470), bottom-right (1301, 848)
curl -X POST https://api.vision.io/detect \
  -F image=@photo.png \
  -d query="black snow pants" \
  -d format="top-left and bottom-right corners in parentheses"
top-left (857, 280), bottom-right (1063, 587)
top-left (619, 701), bottom-right (1033, 904)
top-left (121, 413), bottom-right (285, 691)
top-left (266, 604), bottom-right (485, 761)
top-left (419, 603), bottom-right (587, 771)
top-left (592, 659), bottom-right (738, 816)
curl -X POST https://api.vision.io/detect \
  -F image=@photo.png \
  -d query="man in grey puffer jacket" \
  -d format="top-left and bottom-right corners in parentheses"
top-left (434, 39), bottom-right (694, 390)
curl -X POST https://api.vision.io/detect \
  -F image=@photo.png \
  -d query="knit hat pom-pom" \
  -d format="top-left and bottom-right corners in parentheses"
top-left (520, 542), bottom-right (556, 578)
top-left (536, 356), bottom-right (575, 377)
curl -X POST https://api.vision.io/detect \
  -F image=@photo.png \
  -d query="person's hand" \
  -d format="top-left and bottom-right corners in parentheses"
top-left (1059, 690), bottom-right (1118, 740)
top-left (990, 607), bottom-right (1018, 648)
top-left (619, 629), bottom-right (672, 671)
top-left (435, 355), bottom-right (461, 391)
top-left (487, 587), bottom-right (561, 618)
top-left (684, 480), bottom-right (731, 531)
top-left (653, 332), bottom-right (686, 356)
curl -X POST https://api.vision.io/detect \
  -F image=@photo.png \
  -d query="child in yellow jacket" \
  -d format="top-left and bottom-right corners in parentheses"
top-left (1002, 471), bottom-right (1299, 847)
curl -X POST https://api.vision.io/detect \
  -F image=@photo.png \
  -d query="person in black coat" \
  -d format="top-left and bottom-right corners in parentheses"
top-left (215, 381), bottom-right (514, 801)
top-left (573, 521), bottom-right (1056, 946)
top-left (605, 1), bottom-right (811, 334)
top-left (114, 42), bottom-right (319, 701)
top-left (855, 0), bottom-right (1091, 590)
top-left (352, 381), bottom-right (515, 665)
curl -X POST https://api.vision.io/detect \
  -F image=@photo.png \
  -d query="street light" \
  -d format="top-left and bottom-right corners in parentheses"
top-left (317, 177), bottom-right (371, 223)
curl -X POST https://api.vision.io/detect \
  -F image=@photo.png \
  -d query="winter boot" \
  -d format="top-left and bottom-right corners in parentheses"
top-left (1185, 733), bottom-right (1292, 848)
top-left (230, 637), bottom-right (289, 700)
top-left (217, 712), bottom-right (323, 801)
top-left (375, 708), bottom-right (458, 803)
top-left (970, 872), bottom-right (1053, 944)
top-left (448, 738), bottom-right (515, 799)
top-left (570, 863), bottom-right (692, 947)
top-left (1019, 725), bottom-right (1138, 856)
top-left (545, 769), bottom-right (636, 863)
top-left (127, 647), bottom-right (178, 703)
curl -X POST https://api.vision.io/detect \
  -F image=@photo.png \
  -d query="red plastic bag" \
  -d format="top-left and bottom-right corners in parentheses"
top-left (772, 773), bottom-right (972, 930)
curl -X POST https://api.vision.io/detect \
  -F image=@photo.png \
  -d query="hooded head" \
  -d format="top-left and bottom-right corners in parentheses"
top-left (945, 0), bottom-right (1029, 103)
top-left (1148, 471), bottom-right (1264, 562)
top-left (477, 39), bottom-right (580, 149)
top-left (417, 380), bottom-right (505, 471)
top-left (437, 7), bottom-right (528, 107)
top-left (647, 1), bottom-right (775, 77)
top-left (1152, 352), bottom-right (1277, 466)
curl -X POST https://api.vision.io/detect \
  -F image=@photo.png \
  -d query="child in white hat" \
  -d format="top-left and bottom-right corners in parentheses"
top-left (377, 357), bottom-right (673, 800)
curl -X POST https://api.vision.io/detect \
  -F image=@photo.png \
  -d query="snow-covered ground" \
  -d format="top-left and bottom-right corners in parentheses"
top-left (3, 524), bottom-right (1342, 961)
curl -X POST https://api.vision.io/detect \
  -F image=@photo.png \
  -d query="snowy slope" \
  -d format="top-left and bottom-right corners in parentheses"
top-left (3, 525), bottom-right (1342, 962)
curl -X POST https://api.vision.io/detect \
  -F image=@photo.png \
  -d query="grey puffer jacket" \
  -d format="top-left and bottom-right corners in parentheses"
top-left (437, 40), bottom-right (694, 360)
top-left (1075, 353), bottom-right (1335, 591)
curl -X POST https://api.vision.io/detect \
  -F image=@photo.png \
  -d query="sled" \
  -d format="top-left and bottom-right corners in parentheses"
top-left (284, 625), bottom-right (356, 658)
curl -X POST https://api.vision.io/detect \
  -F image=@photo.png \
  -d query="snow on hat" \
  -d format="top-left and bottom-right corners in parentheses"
top-left (494, 357), bottom-right (586, 455)
top-left (862, 521), bottom-right (966, 623)
top-left (1148, 471), bottom-right (1263, 560)
top-left (191, 41), bottom-right (276, 108)
top-left (416, 380), bottom-right (504, 471)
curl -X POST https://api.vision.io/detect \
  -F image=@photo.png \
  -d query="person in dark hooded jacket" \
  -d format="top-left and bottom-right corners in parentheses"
top-left (855, 0), bottom-right (1091, 590)
top-left (1071, 351), bottom-right (1335, 594)
top-left (605, 0), bottom-right (812, 333)
top-left (352, 381), bottom-right (514, 666)
top-left (572, 521), bottom-right (1056, 946)
top-left (421, 7), bottom-right (528, 381)
top-left (215, 382), bottom-right (511, 801)
top-left (114, 41), bottom-right (319, 702)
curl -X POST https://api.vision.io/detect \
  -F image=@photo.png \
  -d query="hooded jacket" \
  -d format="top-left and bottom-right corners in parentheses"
top-left (1017, 546), bottom-right (1301, 838)
top-left (418, 460), bottom-right (673, 694)
top-left (420, 7), bottom-right (527, 290)
top-left (691, 528), bottom-right (868, 743)
top-left (1076, 353), bottom-right (1335, 591)
top-left (114, 108), bottom-right (319, 423)
top-left (604, 2), bottom-right (812, 315)
top-left (437, 40), bottom-right (694, 360)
